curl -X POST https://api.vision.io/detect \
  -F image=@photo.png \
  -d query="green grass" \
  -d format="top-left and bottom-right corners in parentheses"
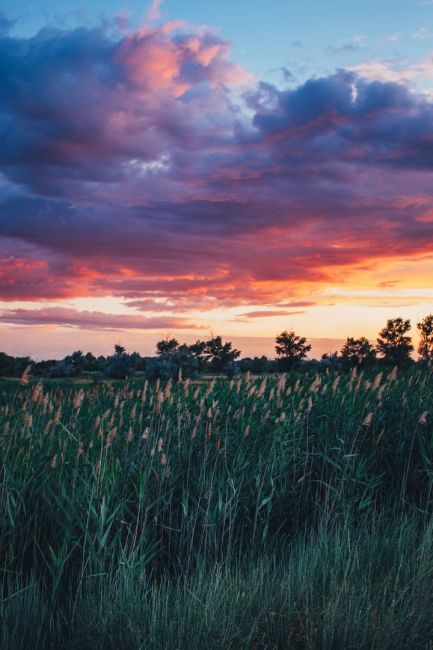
top-left (1, 368), bottom-right (432, 648)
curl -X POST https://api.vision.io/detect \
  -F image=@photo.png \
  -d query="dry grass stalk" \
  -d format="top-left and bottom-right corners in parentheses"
top-left (418, 410), bottom-right (428, 425)
top-left (257, 378), bottom-right (267, 398)
top-left (377, 384), bottom-right (386, 401)
top-left (362, 412), bottom-right (373, 426)
top-left (332, 375), bottom-right (341, 395)
top-left (193, 387), bottom-right (201, 400)
top-left (388, 366), bottom-right (398, 382)
top-left (155, 390), bottom-right (164, 415)
top-left (372, 371), bottom-right (383, 391)
top-left (163, 380), bottom-right (172, 399)
top-left (205, 379), bottom-right (216, 398)
top-left (73, 389), bottom-right (84, 410)
top-left (105, 427), bottom-right (118, 448)
top-left (19, 365), bottom-right (31, 386)
top-left (31, 383), bottom-right (43, 402)
top-left (309, 375), bottom-right (321, 393)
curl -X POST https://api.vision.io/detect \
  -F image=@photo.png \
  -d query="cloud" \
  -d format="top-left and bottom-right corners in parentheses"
top-left (0, 12), bottom-right (14, 34)
top-left (0, 15), bottom-right (433, 322)
top-left (411, 27), bottom-right (433, 40)
top-left (145, 0), bottom-right (164, 25)
top-left (273, 301), bottom-right (316, 308)
top-left (0, 307), bottom-right (204, 331)
top-left (381, 33), bottom-right (401, 43)
top-left (328, 34), bottom-right (367, 54)
top-left (238, 310), bottom-right (306, 318)
top-left (349, 55), bottom-right (433, 89)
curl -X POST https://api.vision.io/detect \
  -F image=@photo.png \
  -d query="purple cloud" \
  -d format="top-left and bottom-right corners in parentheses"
top-left (0, 307), bottom-right (204, 330)
top-left (0, 16), bottom-right (433, 319)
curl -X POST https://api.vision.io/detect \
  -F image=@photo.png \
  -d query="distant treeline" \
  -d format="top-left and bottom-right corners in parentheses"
top-left (1, 315), bottom-right (432, 380)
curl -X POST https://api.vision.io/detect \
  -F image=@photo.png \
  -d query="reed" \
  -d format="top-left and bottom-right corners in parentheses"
top-left (0, 367), bottom-right (432, 648)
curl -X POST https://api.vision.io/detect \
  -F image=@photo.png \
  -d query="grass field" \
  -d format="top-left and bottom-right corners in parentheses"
top-left (1, 368), bottom-right (432, 649)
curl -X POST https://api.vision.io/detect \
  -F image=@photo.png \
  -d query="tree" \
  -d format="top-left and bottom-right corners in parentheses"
top-left (105, 345), bottom-right (131, 379)
top-left (146, 344), bottom-right (199, 380)
top-left (205, 336), bottom-right (241, 373)
top-left (417, 314), bottom-right (433, 363)
top-left (376, 318), bottom-right (413, 366)
top-left (275, 330), bottom-right (311, 370)
top-left (0, 352), bottom-right (32, 378)
top-left (188, 340), bottom-right (208, 373)
top-left (51, 360), bottom-right (75, 378)
top-left (238, 356), bottom-right (272, 374)
top-left (83, 352), bottom-right (100, 371)
top-left (156, 338), bottom-right (179, 356)
top-left (320, 352), bottom-right (342, 372)
top-left (340, 337), bottom-right (376, 369)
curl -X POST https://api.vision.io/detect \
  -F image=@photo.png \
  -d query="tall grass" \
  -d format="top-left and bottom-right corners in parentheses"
top-left (1, 368), bottom-right (432, 648)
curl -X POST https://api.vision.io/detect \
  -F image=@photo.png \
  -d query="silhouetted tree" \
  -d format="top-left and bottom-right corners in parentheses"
top-left (340, 337), bottom-right (376, 369)
top-left (205, 336), bottom-right (240, 373)
top-left (0, 352), bottom-right (32, 378)
top-left (51, 360), bottom-right (75, 378)
top-left (105, 346), bottom-right (131, 379)
top-left (33, 359), bottom-right (57, 377)
top-left (224, 360), bottom-right (240, 378)
top-left (320, 352), bottom-right (342, 372)
top-left (238, 356), bottom-right (273, 374)
top-left (83, 352), bottom-right (100, 371)
top-left (188, 340), bottom-right (208, 372)
top-left (146, 344), bottom-right (199, 380)
top-left (156, 338), bottom-right (179, 356)
top-left (275, 330), bottom-right (311, 370)
top-left (376, 318), bottom-right (413, 366)
top-left (417, 314), bottom-right (433, 363)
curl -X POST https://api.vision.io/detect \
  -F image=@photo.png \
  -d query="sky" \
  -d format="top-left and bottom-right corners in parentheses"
top-left (1, 0), bottom-right (433, 359)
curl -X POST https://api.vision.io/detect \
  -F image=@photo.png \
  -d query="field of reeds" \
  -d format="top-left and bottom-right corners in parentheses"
top-left (1, 367), bottom-right (433, 649)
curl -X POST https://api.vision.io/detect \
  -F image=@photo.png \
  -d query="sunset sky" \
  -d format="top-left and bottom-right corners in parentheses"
top-left (1, 0), bottom-right (433, 359)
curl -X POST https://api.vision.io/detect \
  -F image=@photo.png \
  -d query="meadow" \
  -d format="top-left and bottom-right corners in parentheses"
top-left (1, 368), bottom-right (432, 649)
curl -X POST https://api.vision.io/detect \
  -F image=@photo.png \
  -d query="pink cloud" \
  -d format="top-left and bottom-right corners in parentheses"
top-left (237, 310), bottom-right (306, 318)
top-left (0, 17), bottom-right (432, 319)
top-left (0, 307), bottom-right (205, 331)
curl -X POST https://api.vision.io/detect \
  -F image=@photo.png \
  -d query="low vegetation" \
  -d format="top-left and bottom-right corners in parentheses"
top-left (1, 314), bottom-right (433, 381)
top-left (1, 365), bottom-right (432, 648)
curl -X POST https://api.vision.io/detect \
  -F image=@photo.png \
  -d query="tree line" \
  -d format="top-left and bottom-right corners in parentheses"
top-left (0, 315), bottom-right (432, 380)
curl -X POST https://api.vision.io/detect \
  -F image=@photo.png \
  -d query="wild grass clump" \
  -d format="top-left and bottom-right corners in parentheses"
top-left (1, 367), bottom-right (432, 648)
